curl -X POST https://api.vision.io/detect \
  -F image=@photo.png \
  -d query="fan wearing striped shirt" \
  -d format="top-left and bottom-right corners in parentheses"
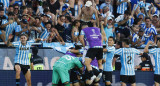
top-left (6, 34), bottom-right (45, 86)
top-left (115, 38), bottom-right (142, 86)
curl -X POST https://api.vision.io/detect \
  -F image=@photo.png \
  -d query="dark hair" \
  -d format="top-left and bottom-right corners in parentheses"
top-left (43, 8), bottom-right (49, 13)
top-left (75, 45), bottom-right (81, 50)
top-left (133, 18), bottom-right (141, 25)
top-left (122, 38), bottom-right (130, 45)
top-left (145, 17), bottom-right (151, 21)
top-left (32, 47), bottom-right (38, 55)
top-left (117, 41), bottom-right (122, 48)
top-left (20, 34), bottom-right (28, 38)
top-left (124, 10), bottom-right (130, 15)
top-left (9, 5), bottom-right (13, 8)
top-left (14, 3), bottom-right (19, 7)
top-left (45, 21), bottom-right (52, 26)
top-left (73, 20), bottom-right (80, 26)
top-left (108, 36), bottom-right (115, 42)
top-left (65, 16), bottom-right (72, 22)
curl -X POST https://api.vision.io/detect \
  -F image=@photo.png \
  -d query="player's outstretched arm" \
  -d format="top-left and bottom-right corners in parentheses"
top-left (144, 41), bottom-right (153, 53)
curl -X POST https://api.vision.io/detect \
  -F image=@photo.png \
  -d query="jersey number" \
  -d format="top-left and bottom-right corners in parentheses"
top-left (66, 56), bottom-right (75, 60)
top-left (127, 56), bottom-right (132, 64)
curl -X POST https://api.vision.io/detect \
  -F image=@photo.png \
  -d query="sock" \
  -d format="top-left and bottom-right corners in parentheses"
top-left (99, 69), bottom-right (103, 73)
top-left (88, 70), bottom-right (94, 77)
top-left (16, 79), bottom-right (20, 86)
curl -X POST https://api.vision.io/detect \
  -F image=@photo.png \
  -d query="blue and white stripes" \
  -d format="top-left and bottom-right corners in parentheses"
top-left (115, 48), bottom-right (140, 75)
top-left (149, 48), bottom-right (160, 75)
top-left (117, 0), bottom-right (131, 14)
top-left (12, 41), bottom-right (34, 65)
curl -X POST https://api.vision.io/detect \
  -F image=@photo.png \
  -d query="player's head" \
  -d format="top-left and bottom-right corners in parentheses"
top-left (108, 36), bottom-right (115, 46)
top-left (122, 38), bottom-right (130, 47)
top-left (32, 47), bottom-right (38, 55)
top-left (20, 34), bottom-right (28, 44)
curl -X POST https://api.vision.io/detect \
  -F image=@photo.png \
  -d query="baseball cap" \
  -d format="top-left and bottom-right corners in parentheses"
top-left (140, 53), bottom-right (149, 59)
top-left (85, 1), bottom-right (92, 7)
top-left (62, 5), bottom-right (69, 12)
top-left (153, 14), bottom-right (159, 18)
top-left (107, 16), bottom-right (113, 20)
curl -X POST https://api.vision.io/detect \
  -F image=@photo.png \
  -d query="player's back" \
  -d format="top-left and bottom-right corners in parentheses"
top-left (54, 55), bottom-right (82, 70)
top-left (115, 48), bottom-right (140, 75)
top-left (149, 48), bottom-right (160, 74)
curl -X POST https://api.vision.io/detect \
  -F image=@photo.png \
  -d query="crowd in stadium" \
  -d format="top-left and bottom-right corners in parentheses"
top-left (1, 0), bottom-right (160, 86)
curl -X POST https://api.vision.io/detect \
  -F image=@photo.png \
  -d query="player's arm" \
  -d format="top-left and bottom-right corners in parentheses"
top-left (144, 41), bottom-right (153, 53)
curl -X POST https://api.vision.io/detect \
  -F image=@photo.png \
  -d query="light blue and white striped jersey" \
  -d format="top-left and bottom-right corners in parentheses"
top-left (100, 3), bottom-right (113, 13)
top-left (115, 48), bottom-right (141, 75)
top-left (40, 29), bottom-right (50, 40)
top-left (2, 19), bottom-right (17, 41)
top-left (149, 48), bottom-right (160, 75)
top-left (0, 0), bottom-right (9, 13)
top-left (144, 25), bottom-right (157, 43)
top-left (12, 40), bottom-right (35, 65)
top-left (14, 25), bottom-right (29, 42)
top-left (74, 4), bottom-right (83, 17)
top-left (132, 33), bottom-right (145, 43)
top-left (117, 0), bottom-right (131, 14)
top-left (103, 46), bottom-right (115, 71)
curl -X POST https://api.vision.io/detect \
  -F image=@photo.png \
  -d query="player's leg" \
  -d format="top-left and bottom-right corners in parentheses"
top-left (120, 75), bottom-right (128, 86)
top-left (22, 65), bottom-right (31, 86)
top-left (154, 74), bottom-right (160, 86)
top-left (95, 48), bottom-right (103, 82)
top-left (24, 70), bottom-right (32, 86)
top-left (15, 64), bottom-right (21, 86)
top-left (121, 82), bottom-right (126, 86)
top-left (129, 75), bottom-right (136, 86)
top-left (93, 83), bottom-right (99, 86)
top-left (131, 83), bottom-right (136, 86)
top-left (155, 82), bottom-right (159, 86)
top-left (73, 82), bottom-right (80, 86)
top-left (85, 48), bottom-right (97, 84)
top-left (103, 71), bottom-right (112, 86)
top-left (70, 69), bottom-right (80, 86)
top-left (58, 68), bottom-right (70, 86)
top-left (52, 67), bottom-right (60, 86)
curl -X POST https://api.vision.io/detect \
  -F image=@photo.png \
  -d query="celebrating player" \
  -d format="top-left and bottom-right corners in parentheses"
top-left (6, 34), bottom-right (45, 86)
top-left (103, 36), bottom-right (115, 86)
top-left (144, 40), bottom-right (160, 86)
top-left (115, 38), bottom-right (141, 86)
top-left (79, 26), bottom-right (103, 85)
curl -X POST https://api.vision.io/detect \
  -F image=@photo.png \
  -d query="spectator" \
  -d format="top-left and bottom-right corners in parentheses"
top-left (71, 20), bottom-right (80, 43)
top-left (13, 3), bottom-right (20, 15)
top-left (78, 1), bottom-right (99, 27)
top-left (63, 16), bottom-right (72, 42)
top-left (132, 28), bottom-right (145, 47)
top-left (135, 53), bottom-right (153, 71)
top-left (116, 0), bottom-right (131, 15)
top-left (47, 26), bottom-right (65, 45)
top-left (152, 14), bottom-right (160, 34)
top-left (40, 21), bottom-right (51, 42)
top-left (30, 47), bottom-right (44, 70)
top-left (1, 12), bottom-right (18, 41)
top-left (100, 0), bottom-right (113, 14)
top-left (14, 19), bottom-right (30, 41)
top-left (8, 5), bottom-right (14, 13)
top-left (143, 17), bottom-right (157, 45)
top-left (115, 10), bottom-right (133, 41)
top-left (46, 0), bottom-right (60, 15)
